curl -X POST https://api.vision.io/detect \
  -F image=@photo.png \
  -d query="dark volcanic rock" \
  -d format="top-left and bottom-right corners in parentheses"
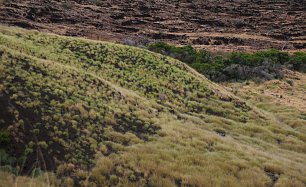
top-left (0, 0), bottom-right (305, 52)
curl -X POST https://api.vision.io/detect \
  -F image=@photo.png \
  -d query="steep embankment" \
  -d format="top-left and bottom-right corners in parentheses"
top-left (0, 26), bottom-right (305, 186)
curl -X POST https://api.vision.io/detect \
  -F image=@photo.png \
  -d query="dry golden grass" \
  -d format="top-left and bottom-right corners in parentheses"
top-left (0, 171), bottom-right (57, 187)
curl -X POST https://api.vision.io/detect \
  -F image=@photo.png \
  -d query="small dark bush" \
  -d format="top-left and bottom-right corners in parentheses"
top-left (0, 130), bottom-right (10, 144)
top-left (149, 42), bottom-right (199, 64)
top-left (0, 149), bottom-right (16, 166)
top-left (289, 52), bottom-right (306, 72)
top-left (214, 128), bottom-right (226, 137)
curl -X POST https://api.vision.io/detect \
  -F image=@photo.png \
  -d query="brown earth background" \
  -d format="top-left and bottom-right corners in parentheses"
top-left (0, 0), bottom-right (305, 52)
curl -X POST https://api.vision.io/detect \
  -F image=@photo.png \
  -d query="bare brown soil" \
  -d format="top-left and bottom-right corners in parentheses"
top-left (0, 0), bottom-right (305, 52)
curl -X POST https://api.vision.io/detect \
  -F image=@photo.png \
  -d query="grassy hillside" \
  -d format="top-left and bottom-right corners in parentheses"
top-left (0, 26), bottom-right (305, 187)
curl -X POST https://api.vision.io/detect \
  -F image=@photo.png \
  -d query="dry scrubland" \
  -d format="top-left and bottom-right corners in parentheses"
top-left (0, 26), bottom-right (305, 187)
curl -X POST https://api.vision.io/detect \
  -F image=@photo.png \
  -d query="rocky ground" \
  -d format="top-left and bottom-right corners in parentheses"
top-left (0, 0), bottom-right (305, 52)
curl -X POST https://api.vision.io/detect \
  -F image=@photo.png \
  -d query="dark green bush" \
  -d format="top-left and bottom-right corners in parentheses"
top-left (148, 42), bottom-right (305, 81)
top-left (227, 50), bottom-right (290, 66)
top-left (148, 42), bottom-right (198, 64)
top-left (0, 149), bottom-right (16, 166)
top-left (290, 52), bottom-right (306, 72)
top-left (0, 130), bottom-right (10, 144)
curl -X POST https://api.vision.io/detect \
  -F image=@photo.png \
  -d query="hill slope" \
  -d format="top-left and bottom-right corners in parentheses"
top-left (0, 26), bottom-right (306, 187)
top-left (0, 0), bottom-right (305, 52)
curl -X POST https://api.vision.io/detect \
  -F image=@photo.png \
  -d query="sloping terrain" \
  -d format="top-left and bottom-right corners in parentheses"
top-left (0, 26), bottom-right (306, 187)
top-left (0, 0), bottom-right (305, 52)
top-left (225, 71), bottom-right (306, 113)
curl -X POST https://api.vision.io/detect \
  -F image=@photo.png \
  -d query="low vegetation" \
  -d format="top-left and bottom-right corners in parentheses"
top-left (0, 26), bottom-right (305, 186)
top-left (148, 42), bottom-right (306, 82)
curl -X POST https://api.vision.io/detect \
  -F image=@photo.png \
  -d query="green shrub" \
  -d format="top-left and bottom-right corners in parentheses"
top-left (228, 49), bottom-right (290, 66)
top-left (38, 141), bottom-right (48, 149)
top-left (0, 130), bottom-right (10, 144)
top-left (147, 42), bottom-right (305, 81)
top-left (290, 52), bottom-right (306, 72)
top-left (148, 42), bottom-right (198, 64)
top-left (31, 168), bottom-right (44, 177)
top-left (0, 149), bottom-right (16, 166)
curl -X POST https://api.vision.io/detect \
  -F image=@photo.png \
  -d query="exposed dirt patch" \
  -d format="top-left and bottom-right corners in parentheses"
top-left (0, 0), bottom-right (305, 52)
